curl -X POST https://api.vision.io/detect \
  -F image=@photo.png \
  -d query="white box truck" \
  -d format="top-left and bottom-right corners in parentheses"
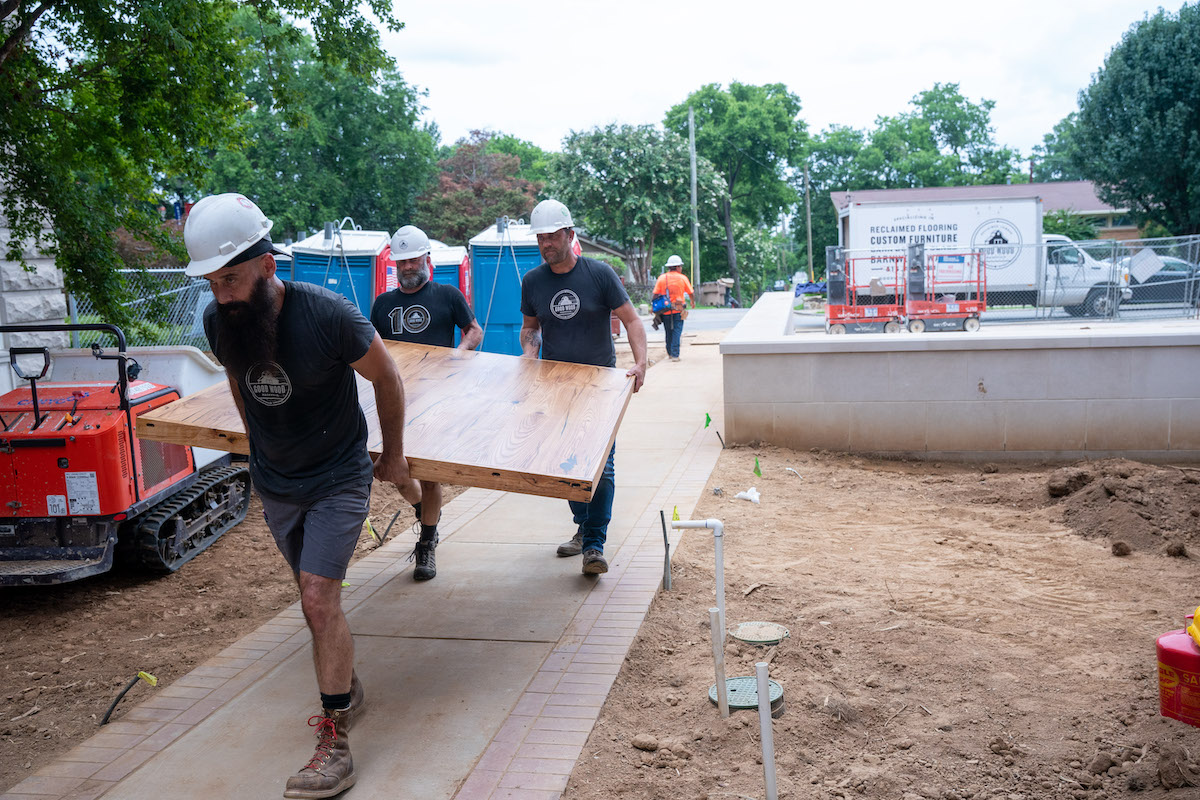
top-left (841, 196), bottom-right (1129, 316)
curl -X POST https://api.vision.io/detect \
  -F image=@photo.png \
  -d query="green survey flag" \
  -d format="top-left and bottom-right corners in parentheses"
top-left (705, 412), bottom-right (712, 428)
top-left (672, 505), bottom-right (680, 522)
top-left (753, 457), bottom-right (762, 477)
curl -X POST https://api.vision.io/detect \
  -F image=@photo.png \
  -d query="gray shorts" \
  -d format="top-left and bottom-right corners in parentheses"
top-left (258, 484), bottom-right (371, 580)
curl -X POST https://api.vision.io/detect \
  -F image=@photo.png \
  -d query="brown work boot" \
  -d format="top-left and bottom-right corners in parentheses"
top-left (346, 672), bottom-right (365, 728)
top-left (283, 708), bottom-right (356, 799)
top-left (556, 529), bottom-right (583, 557)
top-left (582, 549), bottom-right (608, 575)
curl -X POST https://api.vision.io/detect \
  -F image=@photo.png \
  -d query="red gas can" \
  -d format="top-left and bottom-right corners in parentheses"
top-left (1157, 627), bottom-right (1200, 728)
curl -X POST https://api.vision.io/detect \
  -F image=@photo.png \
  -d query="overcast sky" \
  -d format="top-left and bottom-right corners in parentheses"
top-left (380, 0), bottom-right (1176, 160)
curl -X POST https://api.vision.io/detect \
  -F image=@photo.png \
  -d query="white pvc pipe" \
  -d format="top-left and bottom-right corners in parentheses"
top-left (673, 519), bottom-right (726, 637)
top-left (755, 662), bottom-right (778, 800)
top-left (660, 510), bottom-right (671, 591)
top-left (710, 607), bottom-right (729, 717)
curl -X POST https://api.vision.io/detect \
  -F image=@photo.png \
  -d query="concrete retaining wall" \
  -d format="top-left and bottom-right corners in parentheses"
top-left (722, 292), bottom-right (1200, 462)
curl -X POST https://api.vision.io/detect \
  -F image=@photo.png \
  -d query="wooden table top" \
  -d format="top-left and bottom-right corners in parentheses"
top-left (136, 341), bottom-right (634, 502)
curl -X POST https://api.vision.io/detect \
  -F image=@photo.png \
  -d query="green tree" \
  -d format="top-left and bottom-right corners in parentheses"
top-left (548, 123), bottom-right (725, 284)
top-left (860, 113), bottom-right (957, 188)
top-left (793, 85), bottom-right (1024, 277)
top-left (0, 0), bottom-right (401, 324)
top-left (792, 126), bottom-right (879, 278)
top-left (484, 133), bottom-right (552, 186)
top-left (413, 130), bottom-right (541, 245)
top-left (913, 83), bottom-right (1023, 184)
top-left (665, 82), bottom-right (808, 305)
top-left (1031, 113), bottom-right (1086, 182)
top-left (1041, 209), bottom-right (1099, 240)
top-left (1074, 4), bottom-right (1200, 235)
top-left (205, 11), bottom-right (436, 239)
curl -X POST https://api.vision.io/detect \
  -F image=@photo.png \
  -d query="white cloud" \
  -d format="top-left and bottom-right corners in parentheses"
top-left (383, 0), bottom-right (1173, 156)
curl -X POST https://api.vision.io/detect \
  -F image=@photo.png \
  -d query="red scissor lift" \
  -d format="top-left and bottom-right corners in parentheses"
top-left (904, 245), bottom-right (987, 333)
top-left (825, 253), bottom-right (906, 334)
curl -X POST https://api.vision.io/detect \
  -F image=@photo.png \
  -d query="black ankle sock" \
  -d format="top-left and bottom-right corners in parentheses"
top-left (321, 691), bottom-right (352, 711)
top-left (419, 524), bottom-right (438, 542)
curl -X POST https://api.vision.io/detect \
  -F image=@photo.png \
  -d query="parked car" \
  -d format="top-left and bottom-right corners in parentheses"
top-left (1120, 255), bottom-right (1200, 305)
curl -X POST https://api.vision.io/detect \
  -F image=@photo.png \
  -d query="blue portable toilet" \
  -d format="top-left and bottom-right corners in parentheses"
top-left (274, 250), bottom-right (294, 280)
top-left (289, 229), bottom-right (393, 318)
top-left (469, 220), bottom-right (544, 356)
top-left (429, 242), bottom-right (469, 296)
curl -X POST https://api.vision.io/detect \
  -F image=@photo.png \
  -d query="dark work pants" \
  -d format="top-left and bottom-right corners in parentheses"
top-left (569, 445), bottom-right (616, 553)
top-left (662, 312), bottom-right (683, 358)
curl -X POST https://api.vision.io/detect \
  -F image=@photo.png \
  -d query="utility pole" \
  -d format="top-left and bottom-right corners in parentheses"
top-left (688, 106), bottom-right (700, 288)
top-left (803, 165), bottom-right (813, 280)
top-left (780, 217), bottom-right (788, 286)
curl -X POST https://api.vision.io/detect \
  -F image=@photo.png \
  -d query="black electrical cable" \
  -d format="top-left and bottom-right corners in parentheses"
top-left (100, 673), bottom-right (155, 725)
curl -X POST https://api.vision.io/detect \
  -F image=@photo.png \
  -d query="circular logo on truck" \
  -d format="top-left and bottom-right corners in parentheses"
top-left (245, 362), bottom-right (292, 406)
top-left (550, 290), bottom-right (580, 320)
top-left (971, 219), bottom-right (1023, 270)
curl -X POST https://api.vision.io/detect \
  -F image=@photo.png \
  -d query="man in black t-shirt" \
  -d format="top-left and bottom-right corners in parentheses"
top-left (520, 199), bottom-right (647, 576)
top-left (186, 193), bottom-right (420, 799)
top-left (371, 225), bottom-right (482, 581)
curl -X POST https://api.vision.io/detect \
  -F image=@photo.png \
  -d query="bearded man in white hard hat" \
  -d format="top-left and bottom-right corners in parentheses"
top-left (185, 193), bottom-right (420, 799)
top-left (369, 225), bottom-right (482, 581)
top-left (652, 254), bottom-right (694, 361)
top-left (520, 198), bottom-right (648, 576)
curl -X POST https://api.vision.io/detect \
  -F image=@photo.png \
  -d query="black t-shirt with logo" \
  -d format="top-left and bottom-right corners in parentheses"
top-left (203, 281), bottom-right (376, 502)
top-left (369, 281), bottom-right (474, 348)
top-left (520, 256), bottom-right (628, 368)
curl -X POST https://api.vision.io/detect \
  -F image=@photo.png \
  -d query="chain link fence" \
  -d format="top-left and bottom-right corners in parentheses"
top-left (67, 268), bottom-right (211, 349)
top-left (824, 234), bottom-right (1200, 326)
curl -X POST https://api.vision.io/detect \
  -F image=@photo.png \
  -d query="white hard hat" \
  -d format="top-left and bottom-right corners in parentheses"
top-left (529, 199), bottom-right (575, 235)
top-left (183, 193), bottom-right (281, 277)
top-left (391, 225), bottom-right (431, 260)
top-left (665, 254), bottom-right (684, 268)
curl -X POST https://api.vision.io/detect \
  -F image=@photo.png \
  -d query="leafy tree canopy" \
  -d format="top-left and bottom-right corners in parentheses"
top-left (1074, 4), bottom-right (1200, 235)
top-left (1031, 113), bottom-right (1086, 183)
top-left (204, 10), bottom-right (436, 241)
top-left (413, 130), bottom-right (542, 246)
top-left (484, 133), bottom-right (552, 186)
top-left (664, 82), bottom-right (807, 302)
top-left (1041, 209), bottom-right (1099, 240)
top-left (794, 83), bottom-right (1025, 276)
top-left (548, 123), bottom-right (725, 284)
top-left (0, 0), bottom-right (401, 324)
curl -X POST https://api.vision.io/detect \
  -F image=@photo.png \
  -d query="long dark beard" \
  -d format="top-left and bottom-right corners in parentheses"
top-left (214, 276), bottom-right (280, 378)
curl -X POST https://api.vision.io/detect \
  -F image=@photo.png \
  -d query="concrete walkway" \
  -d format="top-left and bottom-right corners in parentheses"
top-left (3, 335), bottom-right (725, 800)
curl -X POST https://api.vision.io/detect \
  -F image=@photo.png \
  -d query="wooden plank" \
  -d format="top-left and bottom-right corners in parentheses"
top-left (136, 341), bottom-right (633, 502)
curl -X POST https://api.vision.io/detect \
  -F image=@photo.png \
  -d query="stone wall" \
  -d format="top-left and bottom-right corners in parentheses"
top-left (0, 212), bottom-right (68, 393)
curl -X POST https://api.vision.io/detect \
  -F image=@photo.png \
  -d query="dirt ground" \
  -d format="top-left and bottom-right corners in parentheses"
top-left (0, 332), bottom-right (669, 792)
top-left (565, 448), bottom-right (1200, 800)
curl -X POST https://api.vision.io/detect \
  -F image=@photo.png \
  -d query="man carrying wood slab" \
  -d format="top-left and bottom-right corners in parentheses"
top-left (370, 224), bottom-right (483, 581)
top-left (520, 199), bottom-right (648, 575)
top-left (185, 193), bottom-right (419, 799)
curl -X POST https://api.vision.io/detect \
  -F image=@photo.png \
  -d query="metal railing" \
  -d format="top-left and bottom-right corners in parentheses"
top-left (828, 234), bottom-right (1200, 324)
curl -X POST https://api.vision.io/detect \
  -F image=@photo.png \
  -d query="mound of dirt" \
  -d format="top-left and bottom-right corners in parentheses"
top-left (1049, 459), bottom-right (1200, 556)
